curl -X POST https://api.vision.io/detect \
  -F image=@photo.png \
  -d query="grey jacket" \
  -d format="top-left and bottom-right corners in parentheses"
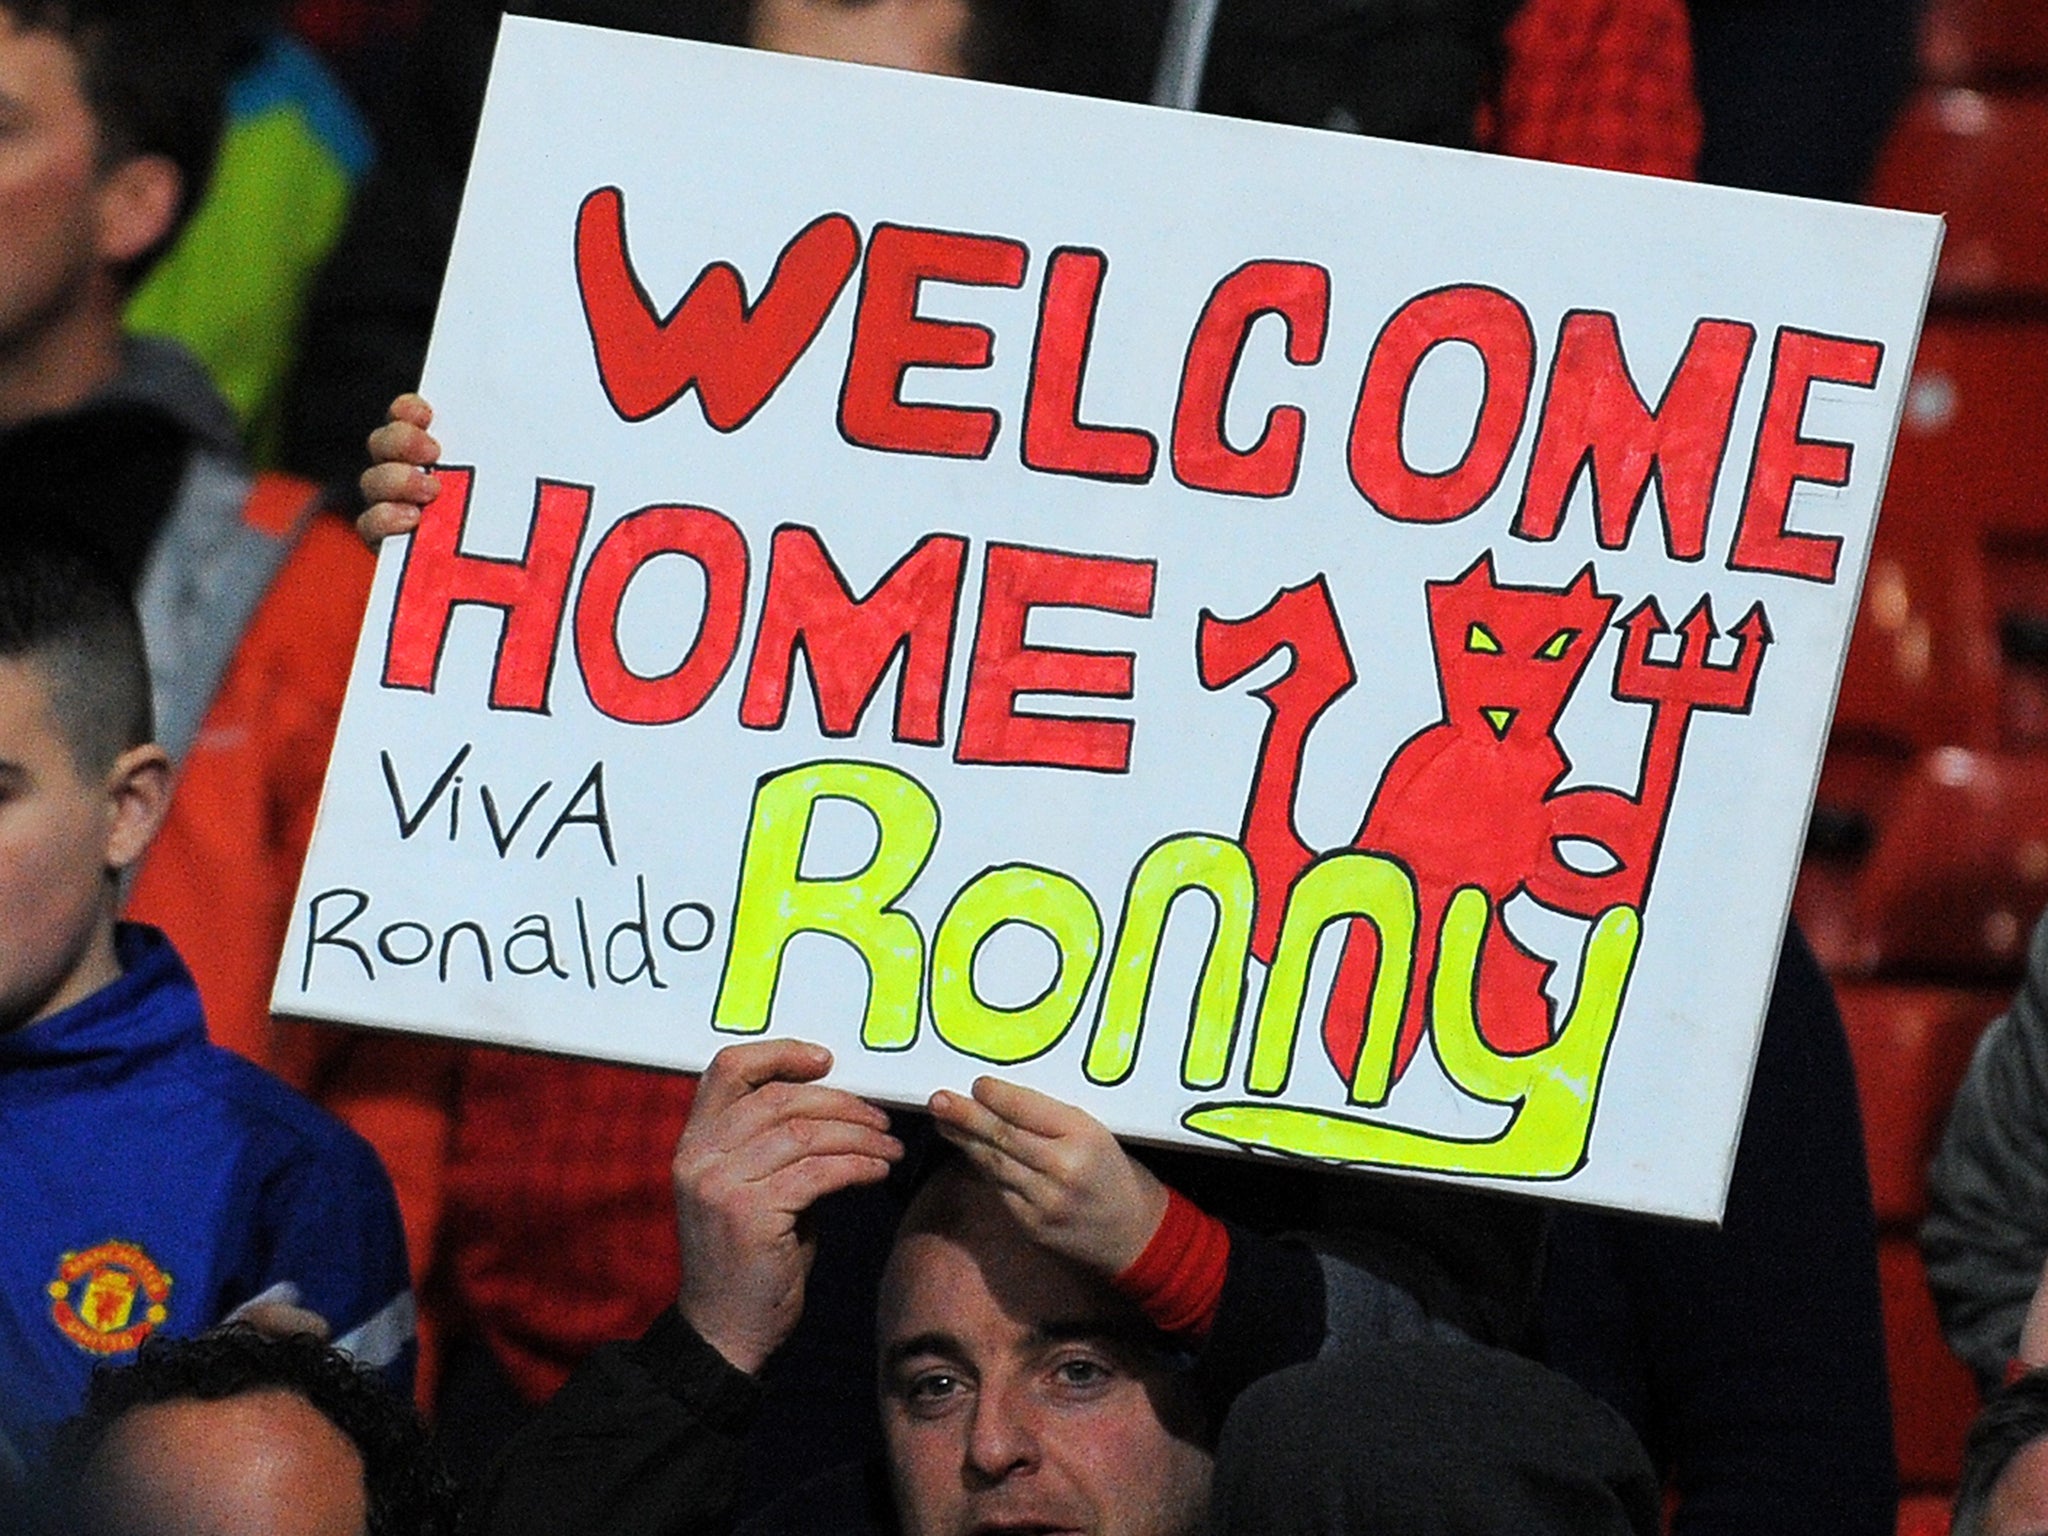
top-left (108, 338), bottom-right (310, 764)
top-left (1923, 908), bottom-right (2048, 1384)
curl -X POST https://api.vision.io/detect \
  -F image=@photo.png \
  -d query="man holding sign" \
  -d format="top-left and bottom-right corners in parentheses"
top-left (465, 1038), bottom-right (1657, 1536)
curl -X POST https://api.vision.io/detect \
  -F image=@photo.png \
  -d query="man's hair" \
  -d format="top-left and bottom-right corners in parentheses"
top-left (1954, 1371), bottom-right (2048, 1535)
top-left (53, 1326), bottom-right (459, 1536)
top-left (0, 0), bottom-right (240, 277)
top-left (0, 525), bottom-right (152, 775)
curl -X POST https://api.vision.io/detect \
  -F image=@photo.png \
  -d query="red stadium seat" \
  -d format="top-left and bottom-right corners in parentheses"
top-left (1837, 323), bottom-right (2014, 761)
top-left (1923, 0), bottom-right (2048, 84)
top-left (1869, 89), bottom-right (2048, 300)
top-left (1852, 748), bottom-right (2048, 981)
top-left (1833, 491), bottom-right (1998, 759)
top-left (1883, 1238), bottom-right (1985, 1492)
top-left (1835, 981), bottom-right (2004, 1225)
top-left (1885, 319), bottom-right (2048, 547)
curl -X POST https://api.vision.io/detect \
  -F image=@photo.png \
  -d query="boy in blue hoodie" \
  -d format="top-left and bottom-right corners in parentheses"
top-left (0, 527), bottom-right (412, 1466)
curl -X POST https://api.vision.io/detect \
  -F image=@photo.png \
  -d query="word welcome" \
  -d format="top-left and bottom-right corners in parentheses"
top-left (578, 189), bottom-right (1884, 585)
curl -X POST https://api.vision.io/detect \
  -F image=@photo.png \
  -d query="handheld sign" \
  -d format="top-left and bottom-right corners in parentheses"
top-left (283, 16), bottom-right (1941, 1220)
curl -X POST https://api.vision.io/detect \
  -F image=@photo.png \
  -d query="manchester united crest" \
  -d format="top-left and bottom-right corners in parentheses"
top-left (47, 1241), bottom-right (172, 1355)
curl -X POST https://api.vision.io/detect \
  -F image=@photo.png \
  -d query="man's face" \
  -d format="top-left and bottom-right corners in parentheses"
top-left (81, 1389), bottom-right (369, 1536)
top-left (877, 1179), bottom-right (1213, 1536)
top-left (0, 656), bottom-right (118, 1031)
top-left (1987, 1436), bottom-right (2048, 1536)
top-left (0, 12), bottom-right (107, 363)
top-left (749, 0), bottom-right (972, 77)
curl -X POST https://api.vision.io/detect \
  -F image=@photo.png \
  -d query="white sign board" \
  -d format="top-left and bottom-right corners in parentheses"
top-left (283, 16), bottom-right (1941, 1220)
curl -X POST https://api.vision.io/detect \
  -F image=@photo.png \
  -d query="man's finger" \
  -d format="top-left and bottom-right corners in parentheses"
top-left (359, 460), bottom-right (438, 510)
top-left (389, 392), bottom-right (434, 429)
top-left (705, 1079), bottom-right (892, 1155)
top-left (930, 1113), bottom-right (1049, 1195)
top-left (927, 1087), bottom-right (1022, 1159)
top-left (705, 1113), bottom-right (902, 1189)
top-left (931, 1080), bottom-right (1073, 1180)
top-left (970, 1075), bottom-right (1086, 1140)
top-left (366, 417), bottom-right (440, 468)
top-left (693, 1039), bottom-right (835, 1121)
top-left (358, 502), bottom-right (424, 548)
top-left (762, 1151), bottom-right (899, 1214)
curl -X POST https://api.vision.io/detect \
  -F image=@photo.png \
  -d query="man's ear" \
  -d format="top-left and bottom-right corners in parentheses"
top-left (94, 154), bottom-right (182, 269)
top-left (103, 744), bottom-right (173, 875)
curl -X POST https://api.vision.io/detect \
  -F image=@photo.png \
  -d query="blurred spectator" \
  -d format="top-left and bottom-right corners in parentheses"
top-left (0, 530), bottom-right (411, 1460)
top-left (0, 0), bottom-right (378, 1084)
top-left (1954, 1371), bottom-right (2048, 1536)
top-left (1950, 1237), bottom-right (2048, 1536)
top-left (1926, 907), bottom-right (2048, 1388)
top-left (127, 5), bottom-right (375, 457)
top-left (1542, 927), bottom-right (1897, 1536)
top-left (1688, 0), bottom-right (1919, 202)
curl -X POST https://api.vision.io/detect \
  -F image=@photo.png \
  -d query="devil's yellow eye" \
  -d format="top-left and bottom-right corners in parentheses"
top-left (1465, 623), bottom-right (1501, 654)
top-left (1537, 628), bottom-right (1578, 660)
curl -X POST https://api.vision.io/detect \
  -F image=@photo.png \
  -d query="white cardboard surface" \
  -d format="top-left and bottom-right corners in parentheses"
top-left (281, 17), bottom-right (1942, 1219)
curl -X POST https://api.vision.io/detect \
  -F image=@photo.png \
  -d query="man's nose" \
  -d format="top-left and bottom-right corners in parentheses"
top-left (964, 1379), bottom-right (1041, 1483)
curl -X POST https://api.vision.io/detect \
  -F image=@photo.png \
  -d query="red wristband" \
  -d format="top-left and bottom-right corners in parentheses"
top-left (1112, 1186), bottom-right (1230, 1341)
top-left (2008, 1357), bottom-right (2039, 1387)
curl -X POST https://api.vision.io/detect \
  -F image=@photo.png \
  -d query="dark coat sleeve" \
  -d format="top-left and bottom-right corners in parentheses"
top-left (1541, 926), bottom-right (1898, 1536)
top-left (468, 1307), bottom-right (763, 1536)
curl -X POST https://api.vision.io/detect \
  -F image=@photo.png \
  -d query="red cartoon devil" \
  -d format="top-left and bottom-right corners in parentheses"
top-left (1198, 553), bottom-right (1769, 1090)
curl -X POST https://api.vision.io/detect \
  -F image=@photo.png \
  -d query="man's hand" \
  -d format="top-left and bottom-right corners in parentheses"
top-left (674, 1040), bottom-right (902, 1375)
top-left (928, 1077), bottom-right (1169, 1277)
top-left (358, 393), bottom-right (441, 545)
top-left (227, 1299), bottom-right (331, 1343)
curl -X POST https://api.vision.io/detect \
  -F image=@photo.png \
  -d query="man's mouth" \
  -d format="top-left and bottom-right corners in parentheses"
top-left (969, 1515), bottom-right (1087, 1535)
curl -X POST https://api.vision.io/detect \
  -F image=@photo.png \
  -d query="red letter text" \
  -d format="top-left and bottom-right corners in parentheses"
top-left (1731, 327), bottom-right (1883, 583)
top-left (741, 527), bottom-right (969, 744)
top-left (383, 468), bottom-right (587, 712)
top-left (839, 223), bottom-right (1029, 459)
top-left (1173, 261), bottom-right (1329, 499)
top-left (1021, 247), bottom-right (1157, 482)
top-left (1348, 284), bottom-right (1534, 524)
top-left (956, 544), bottom-right (1156, 774)
top-left (575, 189), bottom-right (858, 426)
top-left (1515, 313), bottom-right (1756, 559)
top-left (573, 505), bottom-right (750, 725)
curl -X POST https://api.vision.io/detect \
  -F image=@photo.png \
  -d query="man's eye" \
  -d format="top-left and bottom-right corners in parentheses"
top-left (1049, 1356), bottom-right (1113, 1392)
top-left (900, 1370), bottom-right (966, 1415)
